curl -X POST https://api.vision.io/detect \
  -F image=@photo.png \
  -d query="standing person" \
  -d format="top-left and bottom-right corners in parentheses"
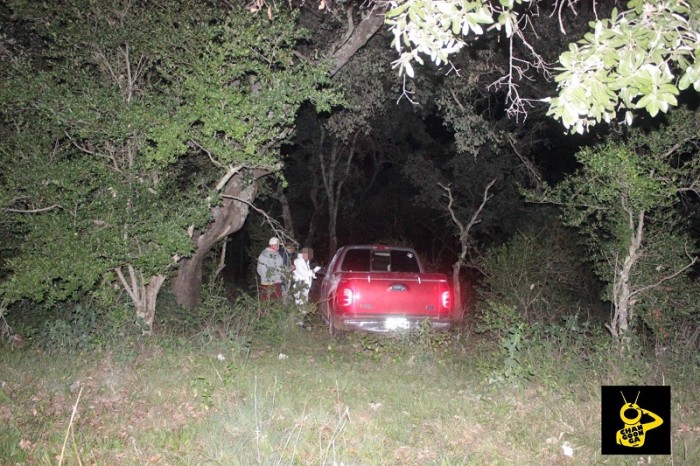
top-left (257, 237), bottom-right (284, 301)
top-left (293, 247), bottom-right (320, 307)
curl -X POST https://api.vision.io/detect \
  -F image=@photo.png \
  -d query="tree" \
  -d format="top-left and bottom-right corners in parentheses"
top-left (0, 0), bottom-right (339, 326)
top-left (547, 0), bottom-right (700, 133)
top-left (384, 0), bottom-right (700, 131)
top-left (439, 179), bottom-right (496, 316)
top-left (532, 110), bottom-right (700, 339)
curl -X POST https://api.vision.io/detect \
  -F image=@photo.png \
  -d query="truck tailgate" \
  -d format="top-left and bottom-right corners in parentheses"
top-left (336, 272), bottom-right (450, 316)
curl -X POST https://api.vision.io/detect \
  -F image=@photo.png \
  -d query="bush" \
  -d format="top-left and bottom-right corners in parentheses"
top-left (4, 297), bottom-right (144, 354)
top-left (177, 280), bottom-right (300, 348)
top-left (478, 223), bottom-right (600, 327)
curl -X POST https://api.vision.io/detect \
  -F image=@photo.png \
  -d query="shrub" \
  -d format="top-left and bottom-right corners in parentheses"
top-left (478, 223), bottom-right (600, 327)
top-left (182, 281), bottom-right (300, 348)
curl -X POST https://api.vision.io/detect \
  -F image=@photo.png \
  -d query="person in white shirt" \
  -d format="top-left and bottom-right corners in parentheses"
top-left (293, 247), bottom-right (320, 307)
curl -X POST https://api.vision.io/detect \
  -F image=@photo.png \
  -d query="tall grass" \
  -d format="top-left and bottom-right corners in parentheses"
top-left (1, 303), bottom-right (698, 465)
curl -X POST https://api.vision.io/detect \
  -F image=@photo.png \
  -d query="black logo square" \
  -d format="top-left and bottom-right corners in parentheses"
top-left (601, 385), bottom-right (671, 455)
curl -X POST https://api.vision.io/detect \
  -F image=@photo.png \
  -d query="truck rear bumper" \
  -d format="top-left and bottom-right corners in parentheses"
top-left (333, 315), bottom-right (452, 333)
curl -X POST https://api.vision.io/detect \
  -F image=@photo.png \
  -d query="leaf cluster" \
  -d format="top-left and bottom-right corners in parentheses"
top-left (385, 0), bottom-right (525, 77)
top-left (548, 0), bottom-right (700, 133)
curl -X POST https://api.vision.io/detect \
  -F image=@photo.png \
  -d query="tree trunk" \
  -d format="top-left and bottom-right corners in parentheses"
top-left (440, 180), bottom-right (496, 322)
top-left (172, 168), bottom-right (269, 309)
top-left (452, 262), bottom-right (464, 321)
top-left (607, 210), bottom-right (645, 338)
top-left (275, 184), bottom-right (296, 240)
top-left (320, 133), bottom-right (359, 256)
top-left (116, 265), bottom-right (165, 335)
top-left (329, 202), bottom-right (339, 257)
top-left (306, 173), bottom-right (322, 251)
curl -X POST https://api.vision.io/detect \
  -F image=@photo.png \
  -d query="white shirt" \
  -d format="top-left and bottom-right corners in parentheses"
top-left (293, 256), bottom-right (316, 285)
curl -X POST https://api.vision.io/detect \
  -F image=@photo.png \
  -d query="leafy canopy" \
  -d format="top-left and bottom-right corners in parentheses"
top-left (0, 0), bottom-right (339, 305)
top-left (385, 0), bottom-right (700, 132)
top-left (548, 0), bottom-right (700, 133)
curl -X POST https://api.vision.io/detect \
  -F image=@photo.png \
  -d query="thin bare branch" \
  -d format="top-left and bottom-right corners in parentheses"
top-left (190, 140), bottom-right (224, 168)
top-left (215, 165), bottom-right (244, 191)
top-left (64, 131), bottom-right (123, 173)
top-left (222, 194), bottom-right (296, 248)
top-left (508, 134), bottom-right (542, 185)
top-left (630, 248), bottom-right (698, 300)
top-left (6, 204), bottom-right (62, 214)
top-left (115, 266), bottom-right (140, 306)
top-left (463, 178), bottom-right (497, 241)
top-left (58, 386), bottom-right (83, 466)
top-left (128, 264), bottom-right (142, 305)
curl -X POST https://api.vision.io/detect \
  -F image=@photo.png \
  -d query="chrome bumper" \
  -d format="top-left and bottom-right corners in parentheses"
top-left (334, 315), bottom-right (452, 333)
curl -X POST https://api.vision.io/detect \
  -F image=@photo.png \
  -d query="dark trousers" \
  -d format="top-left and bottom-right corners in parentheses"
top-left (259, 283), bottom-right (282, 301)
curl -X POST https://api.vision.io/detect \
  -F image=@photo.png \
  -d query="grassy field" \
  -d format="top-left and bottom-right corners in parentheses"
top-left (1, 314), bottom-right (698, 465)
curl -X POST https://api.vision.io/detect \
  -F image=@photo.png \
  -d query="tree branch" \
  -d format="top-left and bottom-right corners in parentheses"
top-left (215, 164), bottom-right (243, 191)
top-left (463, 178), bottom-right (497, 242)
top-left (221, 194), bottom-right (296, 248)
top-left (6, 204), bottom-right (63, 214)
top-left (115, 266), bottom-right (140, 305)
top-left (329, 7), bottom-right (385, 76)
top-left (630, 248), bottom-right (698, 300)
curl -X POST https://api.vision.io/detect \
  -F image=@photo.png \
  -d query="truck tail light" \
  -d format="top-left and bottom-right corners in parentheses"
top-left (337, 285), bottom-right (355, 307)
top-left (440, 289), bottom-right (452, 310)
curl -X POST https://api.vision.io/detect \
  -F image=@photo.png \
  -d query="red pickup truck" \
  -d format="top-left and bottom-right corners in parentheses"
top-left (319, 245), bottom-right (455, 335)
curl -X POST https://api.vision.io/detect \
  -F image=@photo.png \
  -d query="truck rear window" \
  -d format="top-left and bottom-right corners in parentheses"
top-left (340, 249), bottom-right (420, 273)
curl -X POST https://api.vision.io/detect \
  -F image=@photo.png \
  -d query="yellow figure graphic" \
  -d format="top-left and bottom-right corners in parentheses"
top-left (615, 391), bottom-right (663, 447)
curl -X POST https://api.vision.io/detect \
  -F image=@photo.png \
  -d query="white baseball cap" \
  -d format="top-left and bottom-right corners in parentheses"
top-left (269, 237), bottom-right (280, 245)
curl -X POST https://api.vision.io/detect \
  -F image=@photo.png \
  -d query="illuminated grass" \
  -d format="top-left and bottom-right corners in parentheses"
top-left (0, 323), bottom-right (697, 465)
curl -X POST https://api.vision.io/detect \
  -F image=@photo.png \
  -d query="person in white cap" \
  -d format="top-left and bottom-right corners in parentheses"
top-left (256, 237), bottom-right (284, 301)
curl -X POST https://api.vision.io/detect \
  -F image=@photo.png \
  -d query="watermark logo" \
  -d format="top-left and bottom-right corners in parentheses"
top-left (601, 386), bottom-right (671, 455)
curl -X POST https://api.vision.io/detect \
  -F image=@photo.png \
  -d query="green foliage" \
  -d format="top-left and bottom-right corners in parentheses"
top-left (478, 222), bottom-right (599, 324)
top-left (487, 323), bottom-right (533, 386)
top-left (475, 300), bottom-right (522, 338)
top-left (28, 303), bottom-right (143, 354)
top-left (385, 0), bottom-right (524, 76)
top-left (0, 1), bottom-right (340, 317)
top-left (190, 375), bottom-right (215, 409)
top-left (627, 227), bottom-right (700, 345)
top-left (435, 82), bottom-right (498, 157)
top-left (528, 114), bottom-right (700, 341)
top-left (166, 281), bottom-right (300, 348)
top-left (384, 0), bottom-right (700, 132)
top-left (325, 47), bottom-right (391, 141)
top-left (534, 142), bottom-right (694, 278)
top-left (548, 0), bottom-right (700, 133)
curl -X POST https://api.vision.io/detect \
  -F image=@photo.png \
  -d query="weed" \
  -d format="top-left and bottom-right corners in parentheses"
top-left (191, 375), bottom-right (214, 409)
top-left (40, 305), bottom-right (103, 354)
top-left (488, 323), bottom-right (533, 387)
top-left (474, 300), bottom-right (521, 339)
